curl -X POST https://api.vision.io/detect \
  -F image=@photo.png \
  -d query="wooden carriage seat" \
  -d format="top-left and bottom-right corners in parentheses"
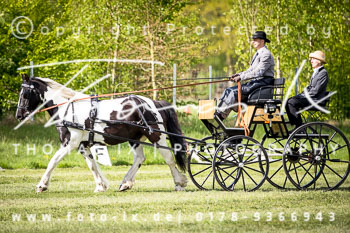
top-left (236, 78), bottom-right (285, 128)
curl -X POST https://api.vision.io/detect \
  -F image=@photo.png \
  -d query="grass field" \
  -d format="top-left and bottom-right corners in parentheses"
top-left (1, 165), bottom-right (350, 233)
top-left (1, 113), bottom-right (350, 232)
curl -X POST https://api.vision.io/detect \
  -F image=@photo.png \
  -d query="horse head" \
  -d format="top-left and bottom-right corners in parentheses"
top-left (15, 74), bottom-right (47, 121)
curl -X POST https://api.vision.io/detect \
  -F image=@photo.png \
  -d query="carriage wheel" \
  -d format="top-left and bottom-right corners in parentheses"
top-left (283, 122), bottom-right (350, 190)
top-left (187, 136), bottom-right (218, 190)
top-left (261, 135), bottom-right (295, 189)
top-left (213, 135), bottom-right (269, 191)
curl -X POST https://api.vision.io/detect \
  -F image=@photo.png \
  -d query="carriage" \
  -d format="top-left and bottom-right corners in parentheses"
top-left (16, 75), bottom-right (350, 192)
top-left (187, 78), bottom-right (350, 191)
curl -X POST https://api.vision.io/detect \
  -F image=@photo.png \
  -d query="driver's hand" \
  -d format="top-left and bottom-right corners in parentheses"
top-left (229, 73), bottom-right (239, 81)
top-left (232, 75), bottom-right (241, 82)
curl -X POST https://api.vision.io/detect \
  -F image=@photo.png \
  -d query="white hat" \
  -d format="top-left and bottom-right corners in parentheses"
top-left (309, 51), bottom-right (326, 64)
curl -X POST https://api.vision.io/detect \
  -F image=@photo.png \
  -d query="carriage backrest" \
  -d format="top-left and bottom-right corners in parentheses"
top-left (272, 78), bottom-right (285, 101)
top-left (247, 77), bottom-right (285, 104)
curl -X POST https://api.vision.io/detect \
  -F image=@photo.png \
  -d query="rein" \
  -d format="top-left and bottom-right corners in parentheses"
top-left (236, 81), bottom-right (250, 136)
top-left (37, 78), bottom-right (230, 113)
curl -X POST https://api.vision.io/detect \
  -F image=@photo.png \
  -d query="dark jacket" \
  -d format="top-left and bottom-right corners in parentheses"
top-left (301, 66), bottom-right (329, 100)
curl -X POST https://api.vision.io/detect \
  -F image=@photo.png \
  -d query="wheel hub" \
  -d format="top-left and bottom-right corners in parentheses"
top-left (308, 150), bottom-right (324, 165)
top-left (287, 148), bottom-right (300, 163)
top-left (307, 149), bottom-right (322, 165)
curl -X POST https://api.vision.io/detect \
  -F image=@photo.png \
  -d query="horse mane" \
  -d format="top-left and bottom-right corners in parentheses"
top-left (34, 77), bottom-right (85, 99)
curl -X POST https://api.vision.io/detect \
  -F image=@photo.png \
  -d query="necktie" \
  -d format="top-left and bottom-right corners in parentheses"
top-left (251, 52), bottom-right (258, 65)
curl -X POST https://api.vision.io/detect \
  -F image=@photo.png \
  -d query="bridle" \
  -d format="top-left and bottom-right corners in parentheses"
top-left (17, 82), bottom-right (36, 111)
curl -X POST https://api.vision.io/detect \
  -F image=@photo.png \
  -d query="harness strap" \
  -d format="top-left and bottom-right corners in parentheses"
top-left (97, 119), bottom-right (162, 125)
top-left (72, 101), bottom-right (76, 122)
top-left (88, 95), bottom-right (99, 147)
top-left (129, 95), bottom-right (155, 135)
top-left (21, 83), bottom-right (34, 89)
top-left (237, 81), bottom-right (250, 136)
top-left (63, 102), bottom-right (72, 119)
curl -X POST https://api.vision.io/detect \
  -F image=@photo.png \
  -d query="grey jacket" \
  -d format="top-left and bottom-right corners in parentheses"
top-left (301, 66), bottom-right (329, 99)
top-left (239, 46), bottom-right (275, 81)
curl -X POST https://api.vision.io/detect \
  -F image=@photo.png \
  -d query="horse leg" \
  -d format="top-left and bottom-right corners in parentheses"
top-left (36, 145), bottom-right (72, 193)
top-left (36, 129), bottom-right (83, 193)
top-left (157, 135), bottom-right (188, 191)
top-left (119, 142), bottom-right (145, 191)
top-left (79, 144), bottom-right (109, 192)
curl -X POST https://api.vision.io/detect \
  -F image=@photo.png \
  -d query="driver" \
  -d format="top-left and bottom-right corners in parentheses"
top-left (215, 31), bottom-right (275, 120)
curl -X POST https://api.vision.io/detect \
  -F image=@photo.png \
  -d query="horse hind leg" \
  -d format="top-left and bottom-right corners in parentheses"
top-left (119, 142), bottom-right (145, 191)
top-left (157, 136), bottom-right (188, 191)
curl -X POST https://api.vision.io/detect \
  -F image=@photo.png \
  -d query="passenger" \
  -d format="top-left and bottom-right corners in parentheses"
top-left (286, 51), bottom-right (329, 130)
top-left (216, 31), bottom-right (275, 120)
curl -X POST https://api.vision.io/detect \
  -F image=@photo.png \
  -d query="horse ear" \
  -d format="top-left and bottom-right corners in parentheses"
top-left (21, 74), bottom-right (30, 82)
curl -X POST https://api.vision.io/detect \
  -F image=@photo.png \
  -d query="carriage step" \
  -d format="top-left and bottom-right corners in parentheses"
top-left (224, 128), bottom-right (246, 136)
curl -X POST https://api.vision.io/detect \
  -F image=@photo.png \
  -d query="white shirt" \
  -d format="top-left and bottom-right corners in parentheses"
top-left (311, 66), bottom-right (323, 78)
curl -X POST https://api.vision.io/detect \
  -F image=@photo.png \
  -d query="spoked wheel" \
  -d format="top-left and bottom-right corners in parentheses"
top-left (213, 135), bottom-right (269, 191)
top-left (261, 135), bottom-right (295, 189)
top-left (283, 122), bottom-right (350, 190)
top-left (187, 136), bottom-right (218, 190)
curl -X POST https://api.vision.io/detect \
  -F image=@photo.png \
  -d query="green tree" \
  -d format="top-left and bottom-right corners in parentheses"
top-left (228, 0), bottom-right (350, 119)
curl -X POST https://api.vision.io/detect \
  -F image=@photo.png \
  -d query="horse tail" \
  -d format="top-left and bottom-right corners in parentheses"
top-left (159, 101), bottom-right (187, 172)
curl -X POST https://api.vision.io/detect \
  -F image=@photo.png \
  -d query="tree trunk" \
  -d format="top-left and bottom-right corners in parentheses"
top-left (276, 0), bottom-right (281, 79)
top-left (112, 49), bottom-right (117, 87)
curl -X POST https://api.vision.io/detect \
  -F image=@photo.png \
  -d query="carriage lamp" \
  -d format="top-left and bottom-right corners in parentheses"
top-left (264, 101), bottom-right (277, 117)
top-left (264, 101), bottom-right (276, 127)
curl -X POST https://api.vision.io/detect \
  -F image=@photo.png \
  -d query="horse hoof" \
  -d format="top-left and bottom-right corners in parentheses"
top-left (119, 186), bottom-right (127, 192)
top-left (119, 181), bottom-right (133, 192)
top-left (94, 186), bottom-right (107, 193)
top-left (94, 188), bottom-right (106, 193)
top-left (36, 186), bottom-right (48, 193)
top-left (175, 185), bottom-right (186, 191)
top-left (119, 184), bottom-right (131, 192)
top-left (119, 184), bottom-right (129, 192)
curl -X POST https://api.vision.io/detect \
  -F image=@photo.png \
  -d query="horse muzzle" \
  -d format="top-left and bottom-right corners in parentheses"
top-left (16, 109), bottom-right (30, 121)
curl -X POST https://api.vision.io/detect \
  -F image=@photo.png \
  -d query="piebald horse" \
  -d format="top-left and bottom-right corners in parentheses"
top-left (16, 74), bottom-right (188, 192)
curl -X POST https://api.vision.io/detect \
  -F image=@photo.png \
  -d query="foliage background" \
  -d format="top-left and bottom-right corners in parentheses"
top-left (0, 0), bottom-right (349, 119)
top-left (0, 3), bottom-right (349, 232)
